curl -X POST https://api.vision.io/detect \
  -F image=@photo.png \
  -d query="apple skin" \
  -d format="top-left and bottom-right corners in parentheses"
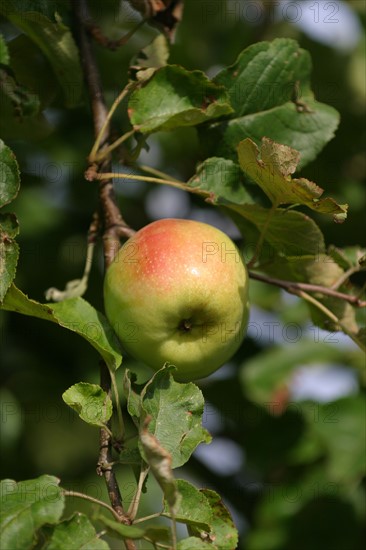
top-left (104, 218), bottom-right (249, 381)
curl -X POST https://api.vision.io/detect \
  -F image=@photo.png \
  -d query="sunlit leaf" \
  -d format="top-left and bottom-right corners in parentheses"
top-left (0, 285), bottom-right (122, 370)
top-left (128, 65), bottom-right (233, 133)
top-left (188, 489), bottom-right (238, 550)
top-left (140, 366), bottom-right (211, 468)
top-left (162, 479), bottom-right (212, 531)
top-left (237, 138), bottom-right (347, 221)
top-left (201, 38), bottom-right (340, 169)
top-left (62, 383), bottom-right (113, 428)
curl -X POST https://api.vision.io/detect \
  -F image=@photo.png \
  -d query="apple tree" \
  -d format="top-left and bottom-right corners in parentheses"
top-left (1, 1), bottom-right (365, 549)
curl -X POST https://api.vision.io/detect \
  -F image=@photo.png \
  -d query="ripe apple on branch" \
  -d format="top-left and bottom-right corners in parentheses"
top-left (104, 218), bottom-right (250, 381)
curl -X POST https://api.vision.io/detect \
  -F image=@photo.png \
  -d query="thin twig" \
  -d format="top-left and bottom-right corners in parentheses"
top-left (62, 490), bottom-right (121, 521)
top-left (89, 85), bottom-right (137, 163)
top-left (74, 0), bottom-right (135, 269)
top-left (133, 512), bottom-right (162, 524)
top-left (97, 363), bottom-right (131, 524)
top-left (94, 129), bottom-right (136, 163)
top-left (249, 271), bottom-right (366, 307)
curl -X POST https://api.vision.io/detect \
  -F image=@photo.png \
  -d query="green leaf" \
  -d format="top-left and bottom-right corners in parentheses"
top-left (163, 479), bottom-right (212, 531)
top-left (187, 157), bottom-right (254, 204)
top-left (237, 138), bottom-right (347, 221)
top-left (123, 370), bottom-right (143, 426)
top-left (0, 214), bottom-right (19, 302)
top-left (143, 525), bottom-right (171, 544)
top-left (189, 489), bottom-right (239, 550)
top-left (0, 33), bottom-right (10, 64)
top-left (62, 383), bottom-right (113, 428)
top-left (214, 38), bottom-right (311, 117)
top-left (98, 515), bottom-right (146, 540)
top-left (177, 538), bottom-right (215, 550)
top-left (128, 65), bottom-right (233, 133)
top-left (98, 515), bottom-right (171, 545)
top-left (140, 366), bottom-right (211, 468)
top-left (205, 98), bottom-right (340, 171)
top-left (229, 204), bottom-right (326, 258)
top-left (0, 139), bottom-right (20, 207)
top-left (45, 513), bottom-right (109, 550)
top-left (1, 2), bottom-right (83, 107)
top-left (130, 34), bottom-right (170, 82)
top-left (0, 475), bottom-right (64, 550)
top-left (0, 285), bottom-right (123, 370)
top-left (202, 38), bottom-right (340, 169)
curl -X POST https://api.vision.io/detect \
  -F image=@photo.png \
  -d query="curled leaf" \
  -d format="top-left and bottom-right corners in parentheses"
top-left (238, 137), bottom-right (348, 221)
top-left (140, 415), bottom-right (180, 512)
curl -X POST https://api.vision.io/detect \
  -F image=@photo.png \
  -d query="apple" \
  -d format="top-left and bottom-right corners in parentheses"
top-left (103, 218), bottom-right (249, 381)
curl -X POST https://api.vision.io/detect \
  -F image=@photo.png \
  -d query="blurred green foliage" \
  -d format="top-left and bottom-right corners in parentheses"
top-left (1, 1), bottom-right (365, 548)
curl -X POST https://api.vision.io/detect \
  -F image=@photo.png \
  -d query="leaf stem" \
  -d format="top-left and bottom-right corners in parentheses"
top-left (89, 84), bottom-right (137, 163)
top-left (128, 463), bottom-right (150, 520)
top-left (137, 164), bottom-right (184, 183)
top-left (133, 512), bottom-right (162, 524)
top-left (94, 129), bottom-right (136, 162)
top-left (62, 490), bottom-right (121, 521)
top-left (92, 171), bottom-right (206, 197)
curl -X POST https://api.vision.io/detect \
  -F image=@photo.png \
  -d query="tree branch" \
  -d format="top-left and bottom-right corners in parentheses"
top-left (73, 0), bottom-right (135, 269)
top-left (249, 270), bottom-right (366, 307)
top-left (73, 4), bottom-right (137, 547)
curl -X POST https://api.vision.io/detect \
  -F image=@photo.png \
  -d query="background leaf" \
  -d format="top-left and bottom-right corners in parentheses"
top-left (0, 1), bottom-right (83, 107)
